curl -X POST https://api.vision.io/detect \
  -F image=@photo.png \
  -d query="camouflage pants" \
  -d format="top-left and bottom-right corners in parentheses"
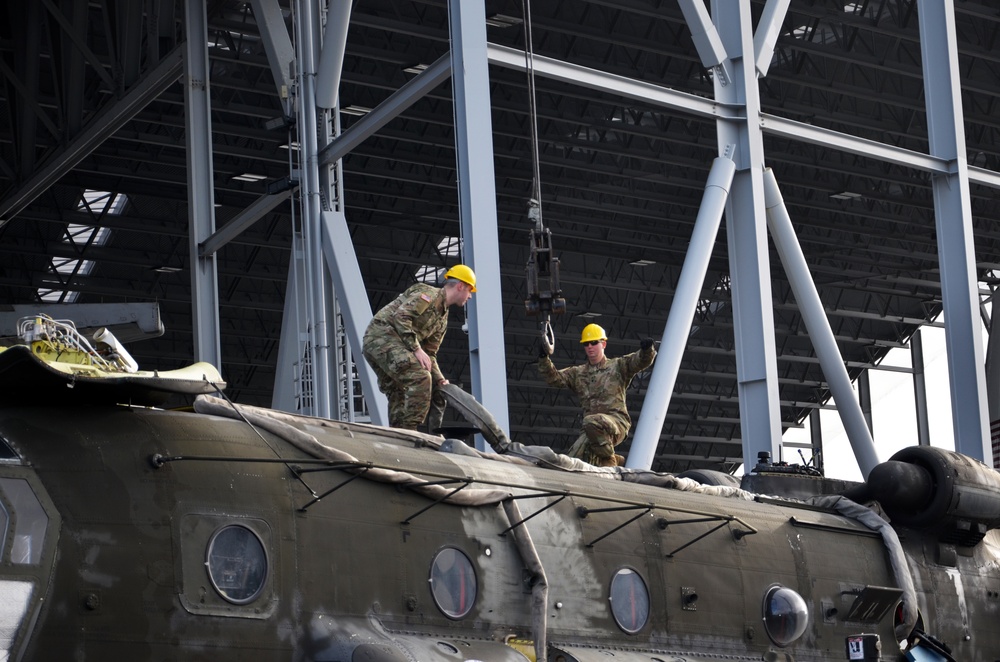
top-left (566, 413), bottom-right (628, 467)
top-left (362, 338), bottom-right (430, 430)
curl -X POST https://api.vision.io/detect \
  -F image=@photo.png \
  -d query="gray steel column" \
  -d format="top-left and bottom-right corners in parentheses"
top-left (183, 0), bottom-right (221, 368)
top-left (249, 0), bottom-right (293, 104)
top-left (990, 295), bottom-right (1000, 464)
top-left (320, 209), bottom-right (389, 425)
top-left (763, 168), bottom-right (880, 477)
top-left (910, 329), bottom-right (931, 447)
top-left (712, 0), bottom-right (783, 466)
top-left (273, 254), bottom-right (308, 412)
top-left (918, 1), bottom-right (991, 464)
top-left (627, 157), bottom-right (735, 470)
top-left (809, 409), bottom-right (824, 474)
top-left (858, 370), bottom-right (873, 435)
top-left (752, 0), bottom-right (791, 77)
top-left (448, 0), bottom-right (509, 442)
top-left (315, 0), bottom-right (351, 109)
top-left (293, 0), bottom-right (332, 418)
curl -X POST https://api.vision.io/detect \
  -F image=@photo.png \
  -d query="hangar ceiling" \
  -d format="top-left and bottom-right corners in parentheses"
top-left (2, 0), bottom-right (999, 474)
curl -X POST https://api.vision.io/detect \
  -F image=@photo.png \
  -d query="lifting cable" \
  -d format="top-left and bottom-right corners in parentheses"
top-left (521, 0), bottom-right (565, 354)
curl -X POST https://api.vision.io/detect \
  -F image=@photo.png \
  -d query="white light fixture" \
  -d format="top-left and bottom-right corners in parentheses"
top-left (341, 105), bottom-right (372, 117)
top-left (578, 312), bottom-right (602, 319)
top-left (403, 64), bottom-right (428, 75)
top-left (630, 259), bottom-right (657, 267)
top-left (232, 173), bottom-right (267, 182)
top-left (485, 14), bottom-right (523, 28)
top-left (829, 191), bottom-right (862, 200)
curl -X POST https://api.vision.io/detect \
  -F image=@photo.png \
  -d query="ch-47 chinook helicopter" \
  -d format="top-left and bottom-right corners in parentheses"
top-left (0, 315), bottom-right (995, 661)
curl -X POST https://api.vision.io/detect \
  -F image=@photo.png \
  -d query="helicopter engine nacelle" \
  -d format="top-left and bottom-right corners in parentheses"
top-left (857, 446), bottom-right (1000, 547)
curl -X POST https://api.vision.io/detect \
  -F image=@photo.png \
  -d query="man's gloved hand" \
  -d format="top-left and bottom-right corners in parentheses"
top-left (539, 343), bottom-right (551, 359)
top-left (641, 337), bottom-right (654, 350)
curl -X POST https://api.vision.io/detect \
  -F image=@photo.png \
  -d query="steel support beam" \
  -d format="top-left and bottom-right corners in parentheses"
top-left (753, 0), bottom-right (791, 77)
top-left (713, 0), bottom-right (784, 469)
top-left (449, 0), bottom-right (509, 443)
top-left (676, 0), bottom-right (727, 67)
top-left (809, 409), bottom-right (824, 473)
top-left (320, 209), bottom-right (388, 425)
top-left (249, 0), bottom-right (294, 105)
top-left (0, 48), bottom-right (183, 227)
top-left (184, 0), bottom-right (221, 368)
top-left (487, 43), bottom-right (726, 121)
top-left (628, 157), bottom-right (735, 470)
top-left (315, 0), bottom-right (352, 109)
top-left (273, 256), bottom-right (307, 413)
top-left (910, 329), bottom-right (931, 447)
top-left (486, 44), bottom-right (1000, 192)
top-left (919, 0), bottom-right (991, 464)
top-left (989, 296), bottom-right (1000, 465)
top-left (764, 168), bottom-right (880, 477)
top-left (858, 370), bottom-right (873, 435)
top-left (292, 0), bottom-right (332, 418)
top-left (199, 191), bottom-right (292, 257)
top-left (318, 53), bottom-right (452, 168)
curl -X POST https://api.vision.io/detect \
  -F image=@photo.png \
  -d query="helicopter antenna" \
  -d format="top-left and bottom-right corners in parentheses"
top-left (521, 0), bottom-right (565, 354)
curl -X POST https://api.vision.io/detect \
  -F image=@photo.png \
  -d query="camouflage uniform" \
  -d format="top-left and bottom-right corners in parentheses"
top-left (363, 283), bottom-right (449, 430)
top-left (539, 345), bottom-right (656, 466)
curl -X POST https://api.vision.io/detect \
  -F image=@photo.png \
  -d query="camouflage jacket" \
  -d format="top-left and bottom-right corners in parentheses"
top-left (365, 283), bottom-right (449, 383)
top-left (538, 346), bottom-right (656, 430)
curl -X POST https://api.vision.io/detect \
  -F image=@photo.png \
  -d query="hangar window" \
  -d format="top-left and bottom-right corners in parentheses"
top-left (429, 547), bottom-right (476, 619)
top-left (206, 525), bottom-right (268, 604)
top-left (609, 568), bottom-right (649, 634)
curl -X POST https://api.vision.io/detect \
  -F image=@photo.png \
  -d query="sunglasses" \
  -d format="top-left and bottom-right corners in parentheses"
top-left (583, 340), bottom-right (603, 347)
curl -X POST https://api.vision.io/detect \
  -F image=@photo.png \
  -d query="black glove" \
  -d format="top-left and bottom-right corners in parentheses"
top-left (641, 338), bottom-right (654, 351)
top-left (539, 345), bottom-right (550, 359)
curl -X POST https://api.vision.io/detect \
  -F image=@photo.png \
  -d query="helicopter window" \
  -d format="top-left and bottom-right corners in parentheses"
top-left (429, 547), bottom-right (476, 619)
top-left (0, 478), bottom-right (47, 565)
top-left (762, 585), bottom-right (809, 646)
top-left (0, 580), bottom-right (32, 655)
top-left (206, 525), bottom-right (268, 605)
top-left (609, 568), bottom-right (649, 634)
top-left (0, 435), bottom-right (18, 462)
top-left (0, 502), bottom-right (8, 560)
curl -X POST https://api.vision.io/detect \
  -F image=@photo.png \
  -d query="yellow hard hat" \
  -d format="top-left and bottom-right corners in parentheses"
top-left (580, 323), bottom-right (607, 343)
top-left (444, 264), bottom-right (477, 292)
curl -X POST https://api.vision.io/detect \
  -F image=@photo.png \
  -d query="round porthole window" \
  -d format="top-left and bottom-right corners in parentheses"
top-left (762, 585), bottom-right (809, 646)
top-left (429, 547), bottom-right (477, 619)
top-left (609, 568), bottom-right (650, 634)
top-left (206, 525), bottom-right (268, 604)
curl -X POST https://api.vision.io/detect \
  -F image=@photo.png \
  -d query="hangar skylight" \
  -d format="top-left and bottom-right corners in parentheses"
top-left (415, 236), bottom-right (461, 285)
top-left (36, 190), bottom-right (125, 303)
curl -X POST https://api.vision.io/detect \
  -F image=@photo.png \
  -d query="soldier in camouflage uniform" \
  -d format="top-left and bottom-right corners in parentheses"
top-left (362, 265), bottom-right (477, 430)
top-left (538, 323), bottom-right (655, 467)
